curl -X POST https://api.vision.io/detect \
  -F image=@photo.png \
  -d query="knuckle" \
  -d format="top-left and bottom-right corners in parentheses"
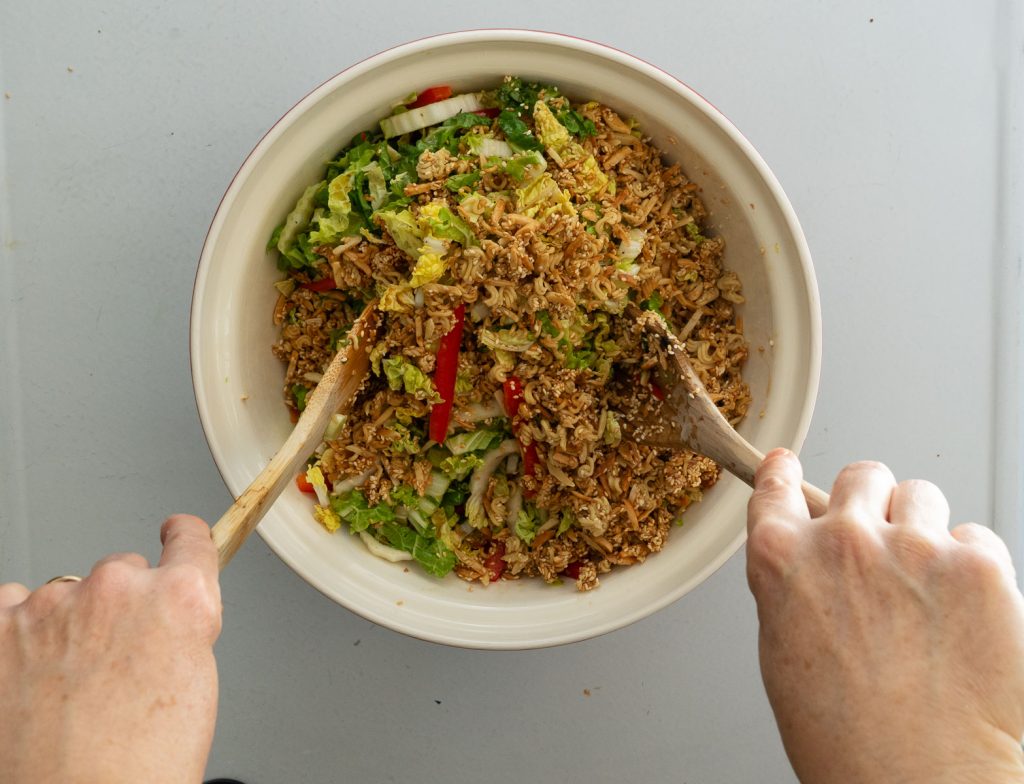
top-left (0, 581), bottom-right (28, 596)
top-left (953, 541), bottom-right (1007, 584)
top-left (849, 459), bottom-right (890, 473)
top-left (0, 583), bottom-right (29, 611)
top-left (100, 552), bottom-right (148, 569)
top-left (25, 584), bottom-right (65, 615)
top-left (899, 479), bottom-right (950, 513)
top-left (89, 560), bottom-right (138, 593)
top-left (952, 521), bottom-right (994, 543)
top-left (162, 514), bottom-right (207, 543)
top-left (841, 460), bottom-right (896, 482)
top-left (900, 478), bottom-right (937, 494)
top-left (755, 474), bottom-right (791, 495)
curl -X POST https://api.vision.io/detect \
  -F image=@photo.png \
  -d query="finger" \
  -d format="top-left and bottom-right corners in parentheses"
top-left (0, 582), bottom-right (30, 610)
top-left (748, 448), bottom-right (808, 533)
top-left (90, 552), bottom-right (151, 572)
top-left (887, 480), bottom-right (950, 531)
top-left (23, 580), bottom-right (80, 619)
top-left (950, 522), bottom-right (1016, 577)
top-left (158, 514), bottom-right (219, 590)
top-left (828, 461), bottom-right (896, 523)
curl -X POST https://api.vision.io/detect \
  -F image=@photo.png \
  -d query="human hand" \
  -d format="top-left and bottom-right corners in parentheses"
top-left (0, 514), bottom-right (222, 784)
top-left (747, 449), bottom-right (1024, 784)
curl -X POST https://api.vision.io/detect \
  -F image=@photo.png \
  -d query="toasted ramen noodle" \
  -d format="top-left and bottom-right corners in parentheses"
top-left (269, 78), bottom-right (749, 590)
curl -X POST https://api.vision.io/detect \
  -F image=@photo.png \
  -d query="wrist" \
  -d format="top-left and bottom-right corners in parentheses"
top-left (877, 725), bottom-right (1024, 784)
top-left (791, 722), bottom-right (1024, 784)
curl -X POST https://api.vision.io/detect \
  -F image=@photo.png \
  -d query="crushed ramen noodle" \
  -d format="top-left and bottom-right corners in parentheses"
top-left (268, 78), bottom-right (750, 590)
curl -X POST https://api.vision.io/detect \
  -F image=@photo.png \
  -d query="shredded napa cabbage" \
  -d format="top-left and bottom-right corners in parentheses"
top-left (381, 356), bottom-right (442, 403)
top-left (277, 181), bottom-right (322, 254)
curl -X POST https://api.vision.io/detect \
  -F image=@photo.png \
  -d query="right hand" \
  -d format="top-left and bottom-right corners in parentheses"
top-left (746, 450), bottom-right (1024, 783)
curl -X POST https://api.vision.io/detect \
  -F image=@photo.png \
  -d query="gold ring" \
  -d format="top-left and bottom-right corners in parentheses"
top-left (46, 575), bottom-right (83, 584)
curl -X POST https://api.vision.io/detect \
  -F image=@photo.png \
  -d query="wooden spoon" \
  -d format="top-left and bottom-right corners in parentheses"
top-left (630, 307), bottom-right (829, 517)
top-left (211, 305), bottom-right (379, 569)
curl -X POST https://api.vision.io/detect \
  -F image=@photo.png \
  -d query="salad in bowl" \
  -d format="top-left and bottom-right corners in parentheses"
top-left (268, 77), bottom-right (750, 592)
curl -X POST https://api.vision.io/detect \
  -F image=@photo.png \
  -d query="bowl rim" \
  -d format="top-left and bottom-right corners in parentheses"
top-left (190, 28), bottom-right (822, 648)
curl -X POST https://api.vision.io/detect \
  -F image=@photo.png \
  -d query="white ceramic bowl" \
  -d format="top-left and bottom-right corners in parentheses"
top-left (191, 30), bottom-right (820, 649)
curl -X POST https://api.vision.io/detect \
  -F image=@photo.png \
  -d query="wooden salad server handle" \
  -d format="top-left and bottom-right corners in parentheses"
top-left (210, 305), bottom-right (379, 569)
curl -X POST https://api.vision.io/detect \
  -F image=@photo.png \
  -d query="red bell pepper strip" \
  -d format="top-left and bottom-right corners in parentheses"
top-left (503, 375), bottom-right (538, 494)
top-left (406, 85), bottom-right (452, 109)
top-left (502, 377), bottom-right (524, 418)
top-left (649, 380), bottom-right (666, 401)
top-left (472, 107), bottom-right (501, 119)
top-left (295, 472), bottom-right (316, 494)
top-left (300, 277), bottom-right (336, 292)
top-left (483, 541), bottom-right (506, 582)
top-left (521, 442), bottom-right (538, 479)
top-left (428, 303), bottom-right (466, 444)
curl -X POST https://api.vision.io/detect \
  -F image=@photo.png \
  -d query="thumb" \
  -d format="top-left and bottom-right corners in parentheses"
top-left (159, 514), bottom-right (219, 594)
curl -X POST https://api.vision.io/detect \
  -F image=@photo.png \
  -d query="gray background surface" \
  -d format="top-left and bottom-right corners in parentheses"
top-left (2, 2), bottom-right (1022, 782)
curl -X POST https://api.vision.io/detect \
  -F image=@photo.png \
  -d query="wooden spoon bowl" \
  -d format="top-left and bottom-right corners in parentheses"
top-left (630, 307), bottom-right (829, 517)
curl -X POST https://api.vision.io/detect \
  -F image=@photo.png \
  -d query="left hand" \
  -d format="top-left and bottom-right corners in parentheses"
top-left (0, 514), bottom-right (223, 784)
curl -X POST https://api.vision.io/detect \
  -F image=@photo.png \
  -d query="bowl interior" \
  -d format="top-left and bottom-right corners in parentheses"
top-left (191, 31), bottom-right (819, 649)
